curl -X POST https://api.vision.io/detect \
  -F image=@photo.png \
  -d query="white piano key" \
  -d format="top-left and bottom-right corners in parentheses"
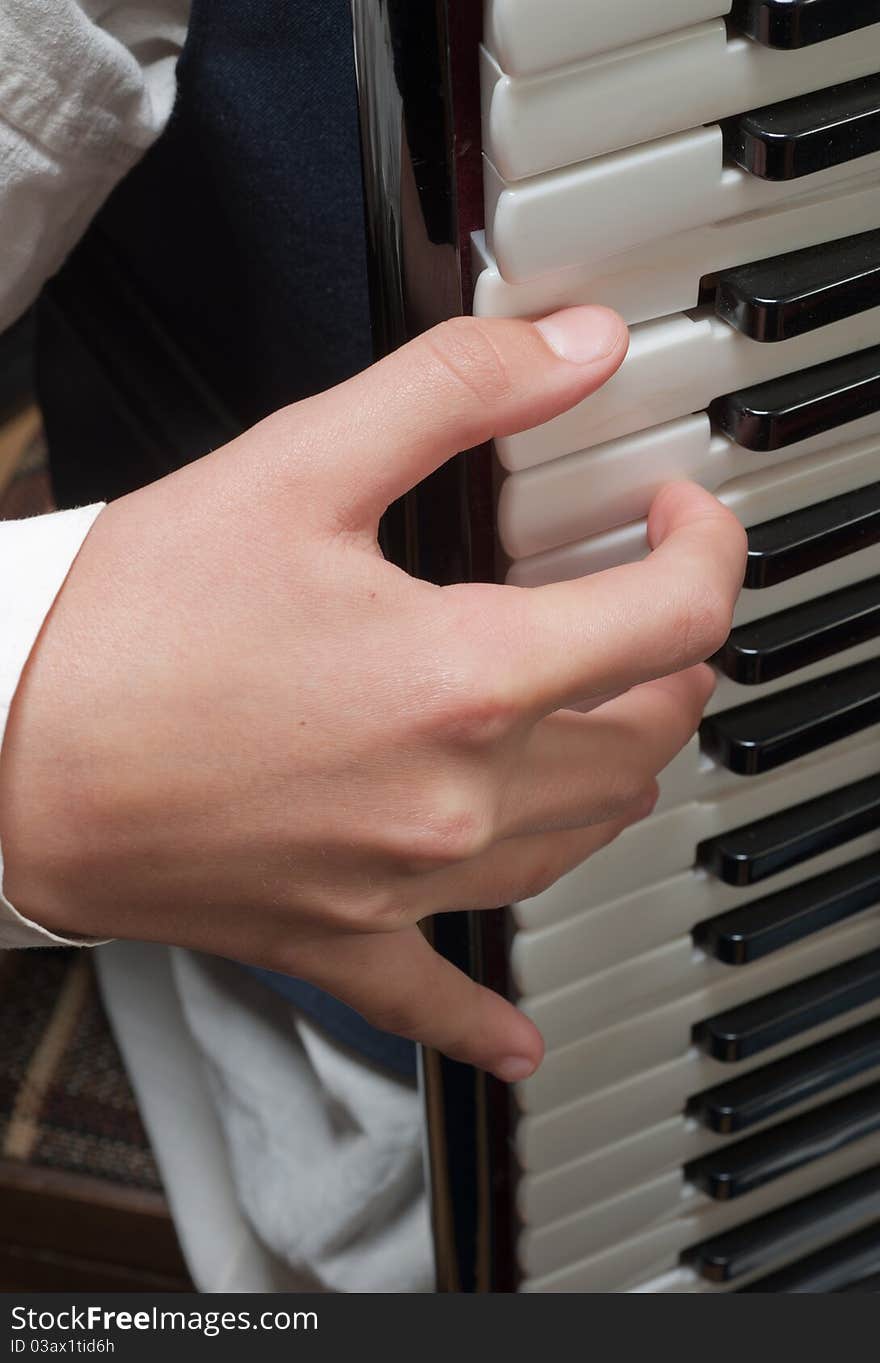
top-left (523, 1141), bottom-right (880, 1292)
top-left (483, 0), bottom-right (732, 78)
top-left (525, 1171), bottom-right (686, 1279)
top-left (516, 727), bottom-right (880, 931)
top-left (486, 138), bottom-right (880, 289)
top-left (495, 304), bottom-right (880, 472)
top-left (532, 1236), bottom-right (797, 1292)
top-left (522, 1222), bottom-right (696, 1293)
top-left (525, 908), bottom-right (880, 1054)
top-left (499, 415), bottom-right (880, 560)
top-left (514, 534), bottom-right (880, 641)
top-left (515, 825), bottom-right (880, 1000)
top-left (522, 915), bottom-right (880, 1115)
top-left (521, 1120), bottom-right (693, 1228)
top-left (482, 21), bottom-right (880, 182)
top-left (485, 125), bottom-right (720, 284)
top-left (474, 2), bottom-right (880, 1303)
top-left (520, 1063), bottom-right (880, 1230)
top-left (520, 1139), bottom-right (880, 1281)
top-left (517, 997), bottom-right (880, 1170)
top-left (631, 1268), bottom-right (705, 1293)
top-left (500, 416), bottom-right (711, 558)
top-left (471, 177), bottom-right (880, 324)
top-left (505, 423), bottom-right (880, 593)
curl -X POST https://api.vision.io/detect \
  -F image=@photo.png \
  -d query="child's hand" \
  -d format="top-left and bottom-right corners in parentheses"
top-left (0, 307), bottom-right (746, 1080)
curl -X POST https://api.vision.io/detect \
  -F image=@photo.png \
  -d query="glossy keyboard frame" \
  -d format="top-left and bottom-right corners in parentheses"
top-left (352, 0), bottom-right (518, 1293)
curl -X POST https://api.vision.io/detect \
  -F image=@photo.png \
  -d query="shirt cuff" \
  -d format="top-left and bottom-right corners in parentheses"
top-left (0, 503), bottom-right (106, 947)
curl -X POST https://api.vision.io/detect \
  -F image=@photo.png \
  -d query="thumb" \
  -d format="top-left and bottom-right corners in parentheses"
top-left (304, 307), bottom-right (628, 528)
top-left (313, 926), bottom-right (544, 1082)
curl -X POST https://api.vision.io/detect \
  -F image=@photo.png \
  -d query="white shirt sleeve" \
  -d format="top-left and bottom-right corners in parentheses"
top-left (0, 0), bottom-right (189, 945)
top-left (0, 505), bottom-right (104, 945)
top-left (0, 0), bottom-right (190, 332)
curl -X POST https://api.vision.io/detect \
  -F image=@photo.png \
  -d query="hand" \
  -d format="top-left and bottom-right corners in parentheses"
top-left (0, 307), bottom-right (746, 1080)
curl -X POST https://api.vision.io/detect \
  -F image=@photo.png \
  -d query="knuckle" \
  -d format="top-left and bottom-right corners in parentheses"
top-left (423, 317), bottom-right (515, 409)
top-left (369, 783), bottom-right (494, 872)
top-left (443, 675), bottom-right (521, 748)
top-left (293, 882), bottom-right (404, 934)
top-left (300, 884), bottom-right (371, 932)
top-left (435, 602), bottom-right (525, 746)
top-left (351, 885), bottom-right (403, 928)
top-left (404, 798), bottom-right (494, 870)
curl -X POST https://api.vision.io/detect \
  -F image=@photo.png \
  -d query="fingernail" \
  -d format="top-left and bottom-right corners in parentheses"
top-left (494, 1055), bottom-right (539, 1084)
top-left (535, 306), bottom-right (626, 365)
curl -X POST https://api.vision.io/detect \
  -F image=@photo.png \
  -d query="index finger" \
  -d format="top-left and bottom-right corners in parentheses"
top-left (499, 482), bottom-right (747, 714)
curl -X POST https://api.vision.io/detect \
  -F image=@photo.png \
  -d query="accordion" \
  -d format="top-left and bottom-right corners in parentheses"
top-left (351, 1), bottom-right (880, 1293)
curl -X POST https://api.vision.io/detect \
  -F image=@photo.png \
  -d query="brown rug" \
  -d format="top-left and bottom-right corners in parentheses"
top-left (0, 949), bottom-right (162, 1192)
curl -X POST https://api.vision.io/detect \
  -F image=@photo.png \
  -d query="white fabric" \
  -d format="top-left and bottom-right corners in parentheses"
top-left (0, 503), bottom-right (104, 945)
top-left (95, 941), bottom-right (314, 1293)
top-left (0, 0), bottom-right (432, 1295)
top-left (171, 950), bottom-right (432, 1294)
top-left (0, 0), bottom-right (188, 332)
top-left (96, 944), bottom-right (433, 1293)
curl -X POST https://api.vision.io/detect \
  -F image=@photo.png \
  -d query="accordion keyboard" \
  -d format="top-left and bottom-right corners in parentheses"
top-left (476, 0), bottom-right (880, 1293)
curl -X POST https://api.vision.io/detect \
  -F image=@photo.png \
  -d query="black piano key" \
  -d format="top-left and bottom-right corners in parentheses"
top-left (709, 346), bottom-right (880, 453)
top-left (724, 76), bottom-right (880, 181)
top-left (685, 1080), bottom-right (880, 1201)
top-left (693, 852), bottom-right (880, 967)
top-left (687, 1019), bottom-right (880, 1134)
top-left (838, 1268), bottom-right (880, 1291)
top-left (730, 0), bottom-right (880, 49)
top-left (694, 949), bottom-right (880, 1063)
top-left (684, 1165), bottom-right (880, 1283)
top-left (745, 482), bottom-right (880, 590)
top-left (739, 1220), bottom-right (880, 1292)
top-left (697, 774), bottom-right (880, 888)
top-left (701, 657), bottom-right (880, 776)
top-left (717, 577), bottom-right (880, 685)
top-left (715, 230), bottom-right (880, 343)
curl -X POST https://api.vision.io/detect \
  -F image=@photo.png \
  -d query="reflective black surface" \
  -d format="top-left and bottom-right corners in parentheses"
top-left (694, 949), bottom-right (880, 1063)
top-left (745, 482), bottom-right (880, 589)
top-left (730, 0), bottom-right (880, 48)
top-left (685, 1080), bottom-right (880, 1200)
top-left (694, 851), bottom-right (880, 965)
top-left (701, 656), bottom-right (880, 775)
top-left (697, 774), bottom-right (880, 887)
top-left (710, 345), bottom-right (880, 453)
top-left (717, 576), bottom-right (880, 685)
top-left (684, 1165), bottom-right (880, 1283)
top-left (724, 75), bottom-right (880, 180)
top-left (740, 1218), bottom-right (880, 1291)
top-left (714, 229), bottom-right (880, 342)
top-left (700, 774), bottom-right (880, 889)
top-left (687, 1018), bottom-right (880, 1134)
top-left (353, 0), bottom-right (513, 1294)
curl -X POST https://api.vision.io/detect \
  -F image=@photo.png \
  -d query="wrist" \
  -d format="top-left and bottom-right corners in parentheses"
top-left (0, 588), bottom-right (105, 942)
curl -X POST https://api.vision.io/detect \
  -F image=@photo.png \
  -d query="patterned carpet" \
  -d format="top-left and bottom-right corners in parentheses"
top-left (0, 948), bottom-right (161, 1192)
